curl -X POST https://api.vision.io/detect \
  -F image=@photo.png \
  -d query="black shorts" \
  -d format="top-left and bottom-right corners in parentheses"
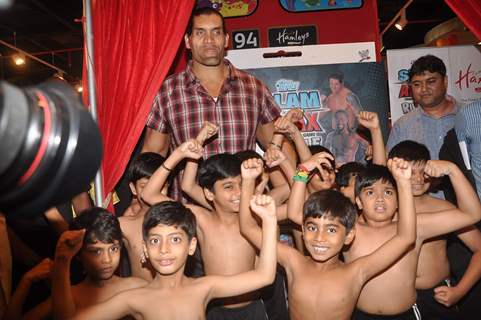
top-left (416, 278), bottom-right (459, 320)
top-left (206, 300), bottom-right (268, 320)
top-left (352, 304), bottom-right (421, 320)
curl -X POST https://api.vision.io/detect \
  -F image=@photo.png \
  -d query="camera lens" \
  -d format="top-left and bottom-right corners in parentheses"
top-left (0, 80), bottom-right (102, 217)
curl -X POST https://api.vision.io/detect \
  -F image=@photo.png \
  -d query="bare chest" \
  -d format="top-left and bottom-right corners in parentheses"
top-left (132, 289), bottom-right (207, 320)
top-left (288, 266), bottom-right (359, 320)
top-left (198, 220), bottom-right (256, 275)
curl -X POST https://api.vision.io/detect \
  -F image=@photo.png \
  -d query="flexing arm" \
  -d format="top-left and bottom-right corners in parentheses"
top-left (3, 259), bottom-right (52, 320)
top-left (274, 110), bottom-right (311, 163)
top-left (418, 161), bottom-right (481, 240)
top-left (142, 140), bottom-right (203, 205)
top-left (258, 119), bottom-right (298, 188)
top-left (181, 159), bottom-right (212, 209)
top-left (357, 158), bottom-right (416, 281)
top-left (239, 158), bottom-right (266, 250)
top-left (180, 123), bottom-right (218, 209)
top-left (51, 230), bottom-right (85, 320)
top-left (287, 152), bottom-right (335, 225)
top-left (239, 159), bottom-right (301, 280)
top-left (264, 148), bottom-right (296, 190)
top-left (358, 111), bottom-right (386, 165)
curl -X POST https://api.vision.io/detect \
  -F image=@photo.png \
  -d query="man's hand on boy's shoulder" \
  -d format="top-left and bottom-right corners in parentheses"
top-left (55, 229), bottom-right (85, 261)
top-left (241, 158), bottom-right (263, 180)
top-left (387, 157), bottom-right (412, 182)
top-left (424, 160), bottom-right (454, 178)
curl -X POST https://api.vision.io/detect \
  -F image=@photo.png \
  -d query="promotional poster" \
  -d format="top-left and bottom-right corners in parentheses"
top-left (246, 62), bottom-right (389, 165)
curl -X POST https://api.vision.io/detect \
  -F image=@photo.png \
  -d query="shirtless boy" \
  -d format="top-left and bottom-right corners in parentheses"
top-left (389, 140), bottom-right (481, 319)
top-left (119, 152), bottom-right (169, 281)
top-left (70, 200), bottom-right (276, 320)
top-left (241, 155), bottom-right (416, 320)
top-left (142, 141), bottom-right (270, 319)
top-left (344, 159), bottom-right (481, 319)
top-left (7, 208), bottom-right (147, 319)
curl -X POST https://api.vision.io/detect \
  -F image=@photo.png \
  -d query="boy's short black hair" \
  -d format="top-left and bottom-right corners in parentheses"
top-left (336, 162), bottom-right (366, 188)
top-left (408, 55), bottom-right (447, 82)
top-left (308, 145), bottom-right (336, 171)
top-left (186, 6), bottom-right (226, 36)
top-left (388, 140), bottom-right (431, 164)
top-left (198, 153), bottom-right (241, 192)
top-left (235, 150), bottom-right (263, 164)
top-left (128, 152), bottom-right (165, 184)
top-left (355, 164), bottom-right (396, 198)
top-left (142, 201), bottom-right (196, 240)
top-left (70, 207), bottom-right (122, 245)
top-left (303, 189), bottom-right (357, 232)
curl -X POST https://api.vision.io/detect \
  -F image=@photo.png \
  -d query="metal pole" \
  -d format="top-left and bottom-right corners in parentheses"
top-left (0, 39), bottom-right (67, 74)
top-left (83, 0), bottom-right (104, 207)
top-left (380, 0), bottom-right (414, 37)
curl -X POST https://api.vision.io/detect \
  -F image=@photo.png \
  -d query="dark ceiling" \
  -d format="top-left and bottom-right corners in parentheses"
top-left (0, 0), bottom-right (458, 86)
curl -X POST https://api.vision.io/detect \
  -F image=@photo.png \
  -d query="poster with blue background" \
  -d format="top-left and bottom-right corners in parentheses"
top-left (247, 62), bottom-right (389, 165)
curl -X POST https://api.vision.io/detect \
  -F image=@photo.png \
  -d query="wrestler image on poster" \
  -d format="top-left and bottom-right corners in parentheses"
top-left (320, 72), bottom-right (363, 130)
top-left (246, 62), bottom-right (390, 166)
top-left (325, 109), bottom-right (369, 165)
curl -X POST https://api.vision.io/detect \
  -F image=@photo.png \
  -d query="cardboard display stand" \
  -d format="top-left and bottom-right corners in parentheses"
top-left (227, 43), bottom-right (389, 165)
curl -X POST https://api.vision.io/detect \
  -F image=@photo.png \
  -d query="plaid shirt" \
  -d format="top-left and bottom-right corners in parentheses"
top-left (146, 60), bottom-right (281, 159)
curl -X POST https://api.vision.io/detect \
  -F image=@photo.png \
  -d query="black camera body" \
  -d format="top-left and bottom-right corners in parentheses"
top-left (0, 80), bottom-right (102, 217)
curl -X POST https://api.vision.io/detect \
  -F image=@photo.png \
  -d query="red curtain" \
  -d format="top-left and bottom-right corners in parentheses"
top-left (445, 0), bottom-right (481, 41)
top-left (83, 0), bottom-right (195, 208)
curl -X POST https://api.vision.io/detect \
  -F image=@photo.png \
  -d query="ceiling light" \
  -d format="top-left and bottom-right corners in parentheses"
top-left (54, 72), bottom-right (65, 81)
top-left (394, 9), bottom-right (408, 31)
top-left (12, 53), bottom-right (25, 66)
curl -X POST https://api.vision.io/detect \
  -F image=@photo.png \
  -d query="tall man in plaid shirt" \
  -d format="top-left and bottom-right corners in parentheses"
top-left (141, 8), bottom-right (290, 320)
top-left (142, 7), bottom-right (281, 180)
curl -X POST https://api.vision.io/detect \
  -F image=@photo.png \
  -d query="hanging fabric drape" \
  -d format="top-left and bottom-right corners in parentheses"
top-left (445, 0), bottom-right (481, 41)
top-left (82, 0), bottom-right (195, 209)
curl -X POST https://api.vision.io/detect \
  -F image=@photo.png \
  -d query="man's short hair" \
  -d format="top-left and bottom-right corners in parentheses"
top-left (336, 162), bottom-right (366, 188)
top-left (70, 207), bottom-right (122, 246)
top-left (388, 140), bottom-right (431, 164)
top-left (408, 54), bottom-right (447, 82)
top-left (186, 6), bottom-right (226, 36)
top-left (303, 189), bottom-right (357, 232)
top-left (198, 153), bottom-right (241, 192)
top-left (355, 164), bottom-right (396, 198)
top-left (128, 152), bottom-right (165, 184)
top-left (142, 201), bottom-right (196, 240)
top-left (329, 73), bottom-right (344, 83)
